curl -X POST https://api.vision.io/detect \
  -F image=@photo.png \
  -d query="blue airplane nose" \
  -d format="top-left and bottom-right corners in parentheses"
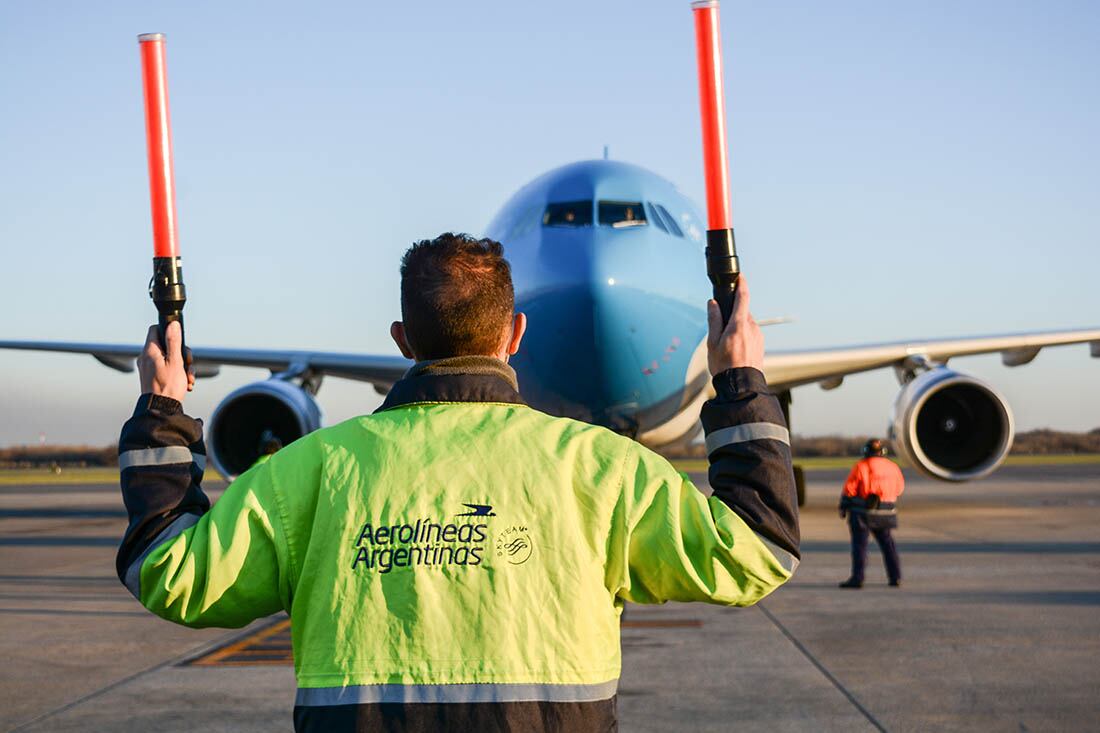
top-left (512, 275), bottom-right (703, 434)
top-left (513, 284), bottom-right (637, 431)
top-left (486, 160), bottom-right (713, 434)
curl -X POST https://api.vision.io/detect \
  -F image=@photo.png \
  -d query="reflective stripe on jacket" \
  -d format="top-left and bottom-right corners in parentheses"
top-left (116, 359), bottom-right (800, 732)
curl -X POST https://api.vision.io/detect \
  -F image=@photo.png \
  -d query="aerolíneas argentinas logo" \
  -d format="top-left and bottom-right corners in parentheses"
top-left (351, 505), bottom-right (493, 573)
top-left (456, 503), bottom-right (495, 517)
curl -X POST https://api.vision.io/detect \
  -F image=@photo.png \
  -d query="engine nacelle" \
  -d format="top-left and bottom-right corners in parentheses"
top-left (208, 379), bottom-right (323, 479)
top-left (889, 368), bottom-right (1014, 481)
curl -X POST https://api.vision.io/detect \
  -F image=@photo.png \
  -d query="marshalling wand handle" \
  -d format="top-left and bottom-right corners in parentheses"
top-left (692, 0), bottom-right (740, 326)
top-left (138, 32), bottom-right (187, 360)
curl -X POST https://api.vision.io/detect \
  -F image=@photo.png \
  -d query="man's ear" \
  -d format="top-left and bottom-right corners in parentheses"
top-left (390, 321), bottom-right (417, 360)
top-left (505, 312), bottom-right (527, 356)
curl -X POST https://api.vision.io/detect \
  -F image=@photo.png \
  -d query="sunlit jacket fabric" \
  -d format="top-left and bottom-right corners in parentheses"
top-left (842, 456), bottom-right (905, 503)
top-left (116, 359), bottom-right (799, 732)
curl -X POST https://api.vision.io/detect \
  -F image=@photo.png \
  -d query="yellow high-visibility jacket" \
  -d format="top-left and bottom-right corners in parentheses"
top-left (117, 359), bottom-right (800, 732)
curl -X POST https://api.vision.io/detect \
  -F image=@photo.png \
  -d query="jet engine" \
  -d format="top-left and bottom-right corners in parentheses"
top-left (889, 368), bottom-right (1014, 481)
top-left (208, 379), bottom-right (323, 479)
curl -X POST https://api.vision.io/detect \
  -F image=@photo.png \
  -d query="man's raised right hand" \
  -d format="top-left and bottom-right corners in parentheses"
top-left (706, 274), bottom-right (765, 377)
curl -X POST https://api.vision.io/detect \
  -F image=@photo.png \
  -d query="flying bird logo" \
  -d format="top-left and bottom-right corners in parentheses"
top-left (457, 503), bottom-right (495, 517)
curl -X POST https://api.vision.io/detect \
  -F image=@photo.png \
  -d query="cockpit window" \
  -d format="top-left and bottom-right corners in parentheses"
top-left (598, 201), bottom-right (647, 228)
top-left (543, 201), bottom-right (593, 227)
top-left (503, 203), bottom-right (540, 242)
top-left (653, 204), bottom-right (683, 237)
top-left (647, 203), bottom-right (669, 233)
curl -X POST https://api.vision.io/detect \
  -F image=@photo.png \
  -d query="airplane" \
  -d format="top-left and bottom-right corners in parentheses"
top-left (2, 159), bottom-right (1098, 504)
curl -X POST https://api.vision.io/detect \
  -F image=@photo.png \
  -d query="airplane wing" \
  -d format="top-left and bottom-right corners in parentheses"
top-left (0, 341), bottom-right (412, 394)
top-left (764, 328), bottom-right (1100, 391)
top-left (3, 327), bottom-right (1097, 396)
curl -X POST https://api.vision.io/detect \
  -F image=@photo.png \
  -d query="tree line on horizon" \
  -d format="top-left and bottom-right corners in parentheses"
top-left (2, 428), bottom-right (1099, 468)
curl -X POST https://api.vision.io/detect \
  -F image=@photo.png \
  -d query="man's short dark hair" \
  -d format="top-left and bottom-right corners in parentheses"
top-left (400, 233), bottom-right (515, 360)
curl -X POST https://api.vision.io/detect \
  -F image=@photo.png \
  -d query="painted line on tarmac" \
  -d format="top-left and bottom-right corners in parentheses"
top-left (186, 617), bottom-right (292, 666)
top-left (757, 602), bottom-right (888, 733)
top-left (182, 614), bottom-right (706, 668)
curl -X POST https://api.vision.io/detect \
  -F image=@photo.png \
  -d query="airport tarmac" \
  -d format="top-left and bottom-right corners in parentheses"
top-left (1, 462), bottom-right (1098, 732)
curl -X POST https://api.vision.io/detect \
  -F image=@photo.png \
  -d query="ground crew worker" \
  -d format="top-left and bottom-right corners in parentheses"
top-left (116, 233), bottom-right (800, 732)
top-left (838, 438), bottom-right (904, 588)
top-left (251, 429), bottom-right (283, 467)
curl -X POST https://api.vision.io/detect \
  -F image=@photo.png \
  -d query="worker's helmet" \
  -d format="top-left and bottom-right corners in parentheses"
top-left (862, 438), bottom-right (887, 458)
top-left (258, 429), bottom-right (284, 456)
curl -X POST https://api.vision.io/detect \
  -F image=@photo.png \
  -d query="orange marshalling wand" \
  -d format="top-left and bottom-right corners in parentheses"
top-left (691, 0), bottom-right (740, 325)
top-left (138, 33), bottom-right (187, 355)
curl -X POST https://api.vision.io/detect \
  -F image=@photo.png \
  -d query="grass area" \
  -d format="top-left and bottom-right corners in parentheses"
top-left (0, 467), bottom-right (121, 486)
top-left (1001, 454), bottom-right (1100, 466)
top-left (0, 467), bottom-right (228, 486)
top-left (671, 456), bottom-right (860, 473)
top-left (1, 454), bottom-right (1097, 486)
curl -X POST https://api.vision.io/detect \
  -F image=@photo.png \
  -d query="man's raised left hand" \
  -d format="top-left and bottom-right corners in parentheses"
top-left (137, 321), bottom-right (194, 402)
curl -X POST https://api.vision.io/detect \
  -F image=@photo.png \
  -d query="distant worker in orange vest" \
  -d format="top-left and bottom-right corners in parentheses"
top-left (838, 439), bottom-right (904, 588)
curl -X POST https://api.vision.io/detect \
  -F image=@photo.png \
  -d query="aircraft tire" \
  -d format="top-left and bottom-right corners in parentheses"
top-left (794, 464), bottom-right (806, 507)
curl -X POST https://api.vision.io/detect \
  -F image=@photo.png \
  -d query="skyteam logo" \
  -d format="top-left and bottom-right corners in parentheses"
top-left (495, 525), bottom-right (533, 565)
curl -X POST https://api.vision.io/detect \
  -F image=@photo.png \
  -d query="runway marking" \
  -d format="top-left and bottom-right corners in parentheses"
top-left (183, 615), bottom-right (704, 667)
top-left (758, 602), bottom-right (888, 733)
top-left (186, 617), bottom-right (293, 666)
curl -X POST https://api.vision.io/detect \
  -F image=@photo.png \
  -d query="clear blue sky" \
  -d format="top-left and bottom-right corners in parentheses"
top-left (1, 0), bottom-right (1097, 445)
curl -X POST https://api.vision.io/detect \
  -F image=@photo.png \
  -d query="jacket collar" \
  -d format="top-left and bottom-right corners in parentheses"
top-left (375, 356), bottom-right (525, 412)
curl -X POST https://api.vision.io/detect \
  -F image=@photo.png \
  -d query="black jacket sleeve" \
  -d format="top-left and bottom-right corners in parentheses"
top-left (700, 367), bottom-right (800, 559)
top-left (115, 394), bottom-right (211, 590)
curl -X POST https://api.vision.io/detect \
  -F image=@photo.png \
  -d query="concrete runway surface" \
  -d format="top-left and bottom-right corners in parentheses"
top-left (1, 463), bottom-right (1098, 732)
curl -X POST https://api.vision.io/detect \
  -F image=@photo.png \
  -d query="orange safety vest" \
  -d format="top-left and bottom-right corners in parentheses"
top-left (843, 456), bottom-right (905, 503)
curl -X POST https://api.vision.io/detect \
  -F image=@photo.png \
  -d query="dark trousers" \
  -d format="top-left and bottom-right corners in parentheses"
top-left (848, 513), bottom-right (901, 583)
